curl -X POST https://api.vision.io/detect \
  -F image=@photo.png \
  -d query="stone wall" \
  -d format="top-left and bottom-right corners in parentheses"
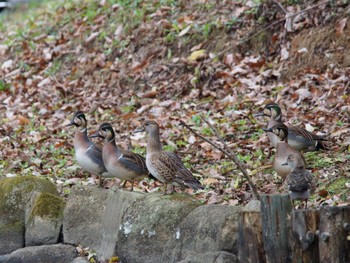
top-left (0, 176), bottom-right (241, 263)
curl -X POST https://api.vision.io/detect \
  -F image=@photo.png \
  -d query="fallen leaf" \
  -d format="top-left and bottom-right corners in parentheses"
top-left (190, 43), bottom-right (204, 52)
top-left (132, 59), bottom-right (149, 72)
top-left (298, 47), bottom-right (308, 54)
top-left (187, 49), bottom-right (206, 61)
top-left (55, 141), bottom-right (65, 148)
top-left (224, 53), bottom-right (234, 66)
top-left (178, 25), bottom-right (191, 37)
top-left (318, 189), bottom-right (328, 198)
top-left (0, 44), bottom-right (9, 56)
top-left (85, 32), bottom-right (99, 43)
top-left (142, 91), bottom-right (158, 98)
top-left (281, 47), bottom-right (289, 61)
top-left (202, 177), bottom-right (219, 185)
top-left (1, 59), bottom-right (13, 70)
top-left (18, 115), bottom-right (30, 125)
top-left (120, 112), bottom-right (139, 120)
top-left (305, 123), bottom-right (315, 132)
top-left (37, 77), bottom-right (51, 88)
top-left (336, 18), bottom-right (347, 36)
top-left (114, 24), bottom-right (123, 38)
top-left (206, 193), bottom-right (223, 204)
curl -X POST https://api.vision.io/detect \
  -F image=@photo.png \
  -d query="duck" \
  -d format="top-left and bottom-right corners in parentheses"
top-left (133, 120), bottom-right (203, 193)
top-left (66, 111), bottom-right (109, 186)
top-left (263, 123), bottom-right (306, 179)
top-left (282, 154), bottom-right (316, 208)
top-left (255, 103), bottom-right (327, 151)
top-left (90, 122), bottom-right (149, 191)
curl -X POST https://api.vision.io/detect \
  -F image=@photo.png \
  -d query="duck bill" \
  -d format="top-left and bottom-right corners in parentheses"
top-left (89, 133), bottom-right (102, 139)
top-left (253, 112), bottom-right (266, 117)
top-left (262, 127), bottom-right (272, 133)
top-left (66, 120), bottom-right (76, 127)
top-left (132, 127), bottom-right (145, 134)
top-left (281, 161), bottom-right (288, 166)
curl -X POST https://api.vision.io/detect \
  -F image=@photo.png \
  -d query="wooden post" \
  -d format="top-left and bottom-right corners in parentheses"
top-left (291, 209), bottom-right (319, 263)
top-left (261, 194), bottom-right (293, 263)
top-left (238, 201), bottom-right (265, 263)
top-left (319, 206), bottom-right (350, 263)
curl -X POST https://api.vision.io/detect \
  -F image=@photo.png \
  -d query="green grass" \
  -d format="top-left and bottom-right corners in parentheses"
top-left (44, 59), bottom-right (62, 76)
top-left (305, 152), bottom-right (342, 169)
top-left (0, 80), bottom-right (10, 91)
top-left (163, 144), bottom-right (176, 152)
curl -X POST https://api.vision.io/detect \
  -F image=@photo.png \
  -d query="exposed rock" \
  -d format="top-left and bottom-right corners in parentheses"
top-left (62, 186), bottom-right (203, 263)
top-left (97, 189), bottom-right (144, 261)
top-left (71, 256), bottom-right (90, 263)
top-left (178, 251), bottom-right (239, 263)
top-left (63, 186), bottom-right (142, 252)
top-left (0, 176), bottom-right (58, 254)
top-left (114, 193), bottom-right (201, 263)
top-left (0, 181), bottom-right (243, 262)
top-left (242, 200), bottom-right (261, 212)
top-left (0, 243), bottom-right (77, 263)
top-left (25, 192), bottom-right (65, 246)
top-left (0, 222), bottom-right (24, 255)
top-left (163, 204), bottom-right (241, 262)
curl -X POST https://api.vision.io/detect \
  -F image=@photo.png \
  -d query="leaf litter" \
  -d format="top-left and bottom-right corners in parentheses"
top-left (0, 0), bottom-right (349, 207)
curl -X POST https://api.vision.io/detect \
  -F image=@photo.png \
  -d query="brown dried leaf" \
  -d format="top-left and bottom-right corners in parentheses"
top-left (132, 59), bottom-right (149, 72)
top-left (336, 18), bottom-right (347, 36)
top-left (142, 91), bottom-right (158, 99)
top-left (202, 177), bottom-right (219, 185)
top-left (318, 189), bottom-right (328, 198)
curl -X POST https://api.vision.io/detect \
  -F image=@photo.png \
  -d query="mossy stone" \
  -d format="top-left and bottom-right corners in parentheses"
top-left (0, 221), bottom-right (25, 235)
top-left (0, 176), bottom-right (58, 222)
top-left (0, 221), bottom-right (25, 254)
top-left (25, 192), bottom-right (66, 246)
top-left (31, 192), bottom-right (65, 220)
top-left (163, 192), bottom-right (202, 204)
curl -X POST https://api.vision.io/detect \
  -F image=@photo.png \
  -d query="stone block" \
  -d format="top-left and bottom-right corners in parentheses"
top-left (163, 204), bottom-right (241, 262)
top-left (0, 176), bottom-right (58, 254)
top-left (25, 192), bottom-right (65, 246)
top-left (0, 243), bottom-right (77, 263)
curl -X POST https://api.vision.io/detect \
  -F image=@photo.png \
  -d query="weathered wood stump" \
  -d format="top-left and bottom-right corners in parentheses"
top-left (318, 205), bottom-right (350, 263)
top-left (238, 202), bottom-right (265, 263)
top-left (238, 195), bottom-right (349, 263)
top-left (291, 209), bottom-right (319, 263)
top-left (261, 194), bottom-right (293, 263)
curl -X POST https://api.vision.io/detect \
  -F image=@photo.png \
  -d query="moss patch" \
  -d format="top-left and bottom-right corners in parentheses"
top-left (164, 193), bottom-right (202, 205)
top-left (0, 221), bottom-right (25, 235)
top-left (0, 176), bottom-right (57, 196)
top-left (31, 192), bottom-right (66, 220)
top-left (0, 176), bottom-right (58, 216)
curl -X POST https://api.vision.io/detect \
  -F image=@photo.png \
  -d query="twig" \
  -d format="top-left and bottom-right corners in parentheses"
top-left (240, 0), bottom-right (330, 44)
top-left (271, 0), bottom-right (287, 14)
top-left (200, 116), bottom-right (236, 161)
top-left (180, 120), bottom-right (259, 200)
top-left (180, 121), bottom-right (230, 156)
top-left (199, 116), bottom-right (259, 200)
